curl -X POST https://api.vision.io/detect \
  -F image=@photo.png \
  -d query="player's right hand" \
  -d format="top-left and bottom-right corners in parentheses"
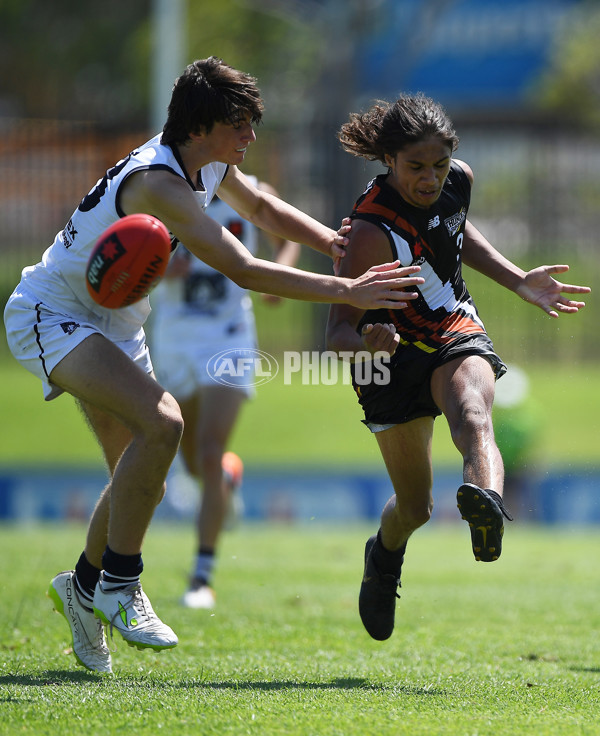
top-left (348, 261), bottom-right (423, 310)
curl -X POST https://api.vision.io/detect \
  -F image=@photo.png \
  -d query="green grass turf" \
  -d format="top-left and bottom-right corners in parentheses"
top-left (0, 358), bottom-right (597, 469)
top-left (1, 522), bottom-right (599, 735)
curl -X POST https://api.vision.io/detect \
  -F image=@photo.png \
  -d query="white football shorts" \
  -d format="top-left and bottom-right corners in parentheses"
top-left (4, 287), bottom-right (152, 401)
top-left (150, 314), bottom-right (257, 400)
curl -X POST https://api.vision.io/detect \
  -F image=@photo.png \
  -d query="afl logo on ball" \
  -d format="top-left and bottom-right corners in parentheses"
top-left (86, 234), bottom-right (126, 293)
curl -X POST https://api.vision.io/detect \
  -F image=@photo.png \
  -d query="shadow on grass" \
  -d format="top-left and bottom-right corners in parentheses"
top-left (195, 678), bottom-right (444, 695)
top-left (0, 670), bottom-right (107, 688)
top-left (0, 672), bottom-right (445, 696)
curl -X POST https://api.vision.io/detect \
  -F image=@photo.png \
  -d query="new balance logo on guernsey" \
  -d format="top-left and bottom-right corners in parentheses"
top-left (428, 215), bottom-right (440, 230)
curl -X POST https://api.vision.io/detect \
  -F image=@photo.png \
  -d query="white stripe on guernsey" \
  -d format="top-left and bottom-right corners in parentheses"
top-left (456, 298), bottom-right (484, 328)
top-left (382, 226), bottom-right (485, 331)
top-left (412, 261), bottom-right (457, 311)
top-left (387, 229), bottom-right (457, 311)
top-left (385, 226), bottom-right (412, 265)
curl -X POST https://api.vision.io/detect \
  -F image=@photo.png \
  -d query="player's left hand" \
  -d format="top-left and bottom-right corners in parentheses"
top-left (331, 217), bottom-right (352, 275)
top-left (361, 322), bottom-right (400, 357)
top-left (517, 265), bottom-right (591, 318)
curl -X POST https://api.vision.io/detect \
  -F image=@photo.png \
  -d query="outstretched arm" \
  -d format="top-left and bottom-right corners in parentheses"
top-left (254, 180), bottom-right (302, 305)
top-left (119, 167), bottom-right (423, 310)
top-left (218, 165), bottom-right (347, 260)
top-left (462, 221), bottom-right (590, 318)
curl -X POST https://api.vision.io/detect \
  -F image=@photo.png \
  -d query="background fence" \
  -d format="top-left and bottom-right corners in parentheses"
top-left (1, 117), bottom-right (598, 363)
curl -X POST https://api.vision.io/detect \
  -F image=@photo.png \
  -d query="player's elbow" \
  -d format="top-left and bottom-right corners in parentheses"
top-left (225, 259), bottom-right (265, 292)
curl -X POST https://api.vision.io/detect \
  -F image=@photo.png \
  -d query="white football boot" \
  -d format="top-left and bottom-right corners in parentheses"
top-left (47, 570), bottom-right (112, 673)
top-left (181, 583), bottom-right (216, 609)
top-left (93, 575), bottom-right (178, 650)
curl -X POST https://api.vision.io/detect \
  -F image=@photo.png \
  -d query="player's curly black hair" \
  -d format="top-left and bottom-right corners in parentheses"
top-left (338, 93), bottom-right (459, 164)
top-left (162, 57), bottom-right (264, 146)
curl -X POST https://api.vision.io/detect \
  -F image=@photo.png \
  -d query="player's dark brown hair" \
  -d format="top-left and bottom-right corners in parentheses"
top-left (338, 93), bottom-right (459, 163)
top-left (162, 57), bottom-right (264, 145)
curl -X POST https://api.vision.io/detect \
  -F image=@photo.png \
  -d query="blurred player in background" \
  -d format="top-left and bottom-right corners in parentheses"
top-left (326, 93), bottom-right (591, 642)
top-left (3, 57), bottom-right (424, 673)
top-left (151, 177), bottom-right (300, 609)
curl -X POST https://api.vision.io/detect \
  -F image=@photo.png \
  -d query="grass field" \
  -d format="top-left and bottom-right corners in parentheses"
top-left (1, 522), bottom-right (599, 735)
top-left (0, 357), bottom-right (598, 470)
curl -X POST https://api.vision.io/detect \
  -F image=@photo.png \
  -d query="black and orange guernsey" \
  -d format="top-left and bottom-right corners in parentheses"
top-left (352, 161), bottom-right (484, 353)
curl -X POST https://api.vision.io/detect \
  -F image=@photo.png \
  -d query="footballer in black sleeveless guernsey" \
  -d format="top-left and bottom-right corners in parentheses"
top-left (330, 94), bottom-right (588, 635)
top-left (349, 162), bottom-right (506, 426)
top-left (354, 161), bottom-right (481, 348)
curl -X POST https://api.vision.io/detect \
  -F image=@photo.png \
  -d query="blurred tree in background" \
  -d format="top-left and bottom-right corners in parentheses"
top-left (0, 0), bottom-right (322, 128)
top-left (535, 1), bottom-right (600, 131)
top-left (0, 0), bottom-right (151, 125)
top-left (185, 1), bottom-right (322, 129)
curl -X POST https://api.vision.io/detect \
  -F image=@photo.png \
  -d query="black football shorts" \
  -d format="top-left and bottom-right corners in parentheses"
top-left (352, 332), bottom-right (506, 429)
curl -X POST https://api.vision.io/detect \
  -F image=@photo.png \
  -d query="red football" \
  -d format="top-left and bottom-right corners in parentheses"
top-left (86, 214), bottom-right (171, 308)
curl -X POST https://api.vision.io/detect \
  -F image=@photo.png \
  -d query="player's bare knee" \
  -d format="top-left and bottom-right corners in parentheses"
top-left (134, 396), bottom-right (182, 464)
top-left (450, 402), bottom-right (492, 450)
top-left (155, 392), bottom-right (184, 450)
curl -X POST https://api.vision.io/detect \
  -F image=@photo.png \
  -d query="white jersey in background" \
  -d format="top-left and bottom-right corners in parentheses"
top-left (151, 176), bottom-right (258, 326)
top-left (150, 177), bottom-right (260, 397)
